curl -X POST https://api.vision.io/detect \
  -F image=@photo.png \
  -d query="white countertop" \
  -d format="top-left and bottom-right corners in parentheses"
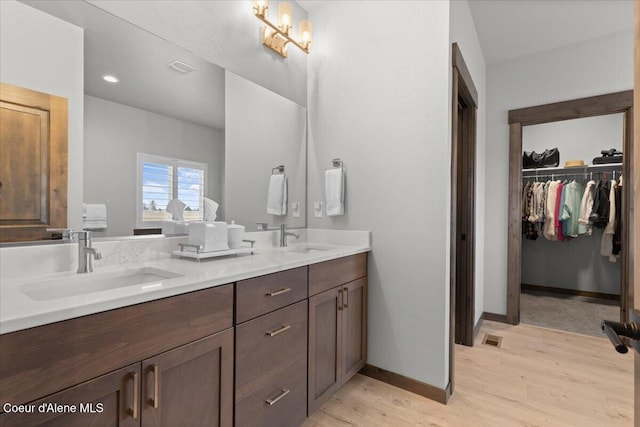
top-left (0, 238), bottom-right (370, 334)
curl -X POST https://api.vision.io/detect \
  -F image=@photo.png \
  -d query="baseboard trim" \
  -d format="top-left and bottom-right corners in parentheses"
top-left (473, 317), bottom-right (484, 343)
top-left (359, 364), bottom-right (449, 405)
top-left (482, 311), bottom-right (509, 323)
top-left (521, 283), bottom-right (620, 301)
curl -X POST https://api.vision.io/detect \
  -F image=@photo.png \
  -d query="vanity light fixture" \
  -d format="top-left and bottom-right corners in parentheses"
top-left (102, 75), bottom-right (119, 84)
top-left (252, 1), bottom-right (312, 58)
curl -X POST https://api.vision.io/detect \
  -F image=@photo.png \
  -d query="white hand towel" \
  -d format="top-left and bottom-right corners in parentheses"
top-left (166, 199), bottom-right (186, 221)
top-left (83, 203), bottom-right (107, 230)
top-left (203, 198), bottom-right (219, 221)
top-left (267, 174), bottom-right (287, 215)
top-left (325, 168), bottom-right (344, 216)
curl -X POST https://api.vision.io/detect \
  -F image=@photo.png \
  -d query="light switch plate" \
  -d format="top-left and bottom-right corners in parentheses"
top-left (314, 202), bottom-right (323, 217)
top-left (292, 202), bottom-right (300, 217)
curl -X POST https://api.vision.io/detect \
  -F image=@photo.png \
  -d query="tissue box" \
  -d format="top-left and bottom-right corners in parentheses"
top-left (162, 221), bottom-right (188, 235)
top-left (188, 221), bottom-right (229, 252)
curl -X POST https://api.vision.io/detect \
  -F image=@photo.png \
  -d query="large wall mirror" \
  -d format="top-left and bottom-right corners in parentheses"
top-left (3, 0), bottom-right (306, 242)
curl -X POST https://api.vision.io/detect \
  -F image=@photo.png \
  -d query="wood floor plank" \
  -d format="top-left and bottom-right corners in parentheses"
top-left (304, 320), bottom-right (633, 426)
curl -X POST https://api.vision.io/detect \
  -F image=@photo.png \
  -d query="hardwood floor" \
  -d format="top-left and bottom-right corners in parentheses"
top-left (303, 320), bottom-right (633, 426)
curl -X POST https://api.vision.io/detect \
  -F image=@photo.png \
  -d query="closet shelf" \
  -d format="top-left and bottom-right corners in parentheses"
top-left (522, 163), bottom-right (621, 175)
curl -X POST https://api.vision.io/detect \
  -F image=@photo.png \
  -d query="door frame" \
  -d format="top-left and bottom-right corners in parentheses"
top-left (506, 91), bottom-right (634, 325)
top-left (449, 42), bottom-right (478, 394)
top-left (632, 0), bottom-right (639, 422)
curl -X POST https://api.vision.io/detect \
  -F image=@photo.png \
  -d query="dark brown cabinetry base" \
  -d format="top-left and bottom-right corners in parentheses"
top-left (0, 253), bottom-right (368, 427)
top-left (308, 254), bottom-right (368, 415)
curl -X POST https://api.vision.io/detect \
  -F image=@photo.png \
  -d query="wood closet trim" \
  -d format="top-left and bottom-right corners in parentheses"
top-left (507, 90), bottom-right (633, 325)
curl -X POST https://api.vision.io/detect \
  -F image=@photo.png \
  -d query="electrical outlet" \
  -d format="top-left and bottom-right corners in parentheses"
top-left (292, 202), bottom-right (300, 217)
top-left (314, 202), bottom-right (322, 218)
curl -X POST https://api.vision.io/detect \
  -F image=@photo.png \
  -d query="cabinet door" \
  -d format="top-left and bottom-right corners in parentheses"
top-left (141, 329), bottom-right (233, 427)
top-left (0, 364), bottom-right (140, 427)
top-left (307, 286), bottom-right (343, 414)
top-left (341, 277), bottom-right (368, 383)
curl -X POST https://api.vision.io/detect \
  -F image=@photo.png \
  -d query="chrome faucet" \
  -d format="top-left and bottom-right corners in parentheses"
top-left (73, 231), bottom-right (102, 273)
top-left (280, 224), bottom-right (299, 247)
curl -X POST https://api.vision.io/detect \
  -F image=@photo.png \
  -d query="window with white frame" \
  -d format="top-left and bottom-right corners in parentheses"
top-left (137, 153), bottom-right (207, 227)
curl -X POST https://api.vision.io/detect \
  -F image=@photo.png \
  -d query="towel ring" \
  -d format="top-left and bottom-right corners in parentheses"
top-left (272, 165), bottom-right (285, 175)
top-left (331, 158), bottom-right (343, 169)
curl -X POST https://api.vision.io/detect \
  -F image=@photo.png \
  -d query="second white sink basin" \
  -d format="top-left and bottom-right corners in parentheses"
top-left (20, 267), bottom-right (182, 301)
top-left (284, 244), bottom-right (334, 254)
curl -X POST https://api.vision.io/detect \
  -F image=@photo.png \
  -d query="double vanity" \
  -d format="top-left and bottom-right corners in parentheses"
top-left (0, 230), bottom-right (370, 426)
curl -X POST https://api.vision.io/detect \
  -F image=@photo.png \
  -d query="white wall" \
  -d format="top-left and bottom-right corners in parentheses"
top-left (225, 71), bottom-right (307, 229)
top-left (88, 0), bottom-right (308, 107)
top-left (84, 95), bottom-right (225, 237)
top-left (523, 114), bottom-right (623, 163)
top-left (484, 30), bottom-right (633, 315)
top-left (0, 0), bottom-right (84, 231)
top-left (450, 0), bottom-right (487, 327)
top-left (306, 1), bottom-right (452, 389)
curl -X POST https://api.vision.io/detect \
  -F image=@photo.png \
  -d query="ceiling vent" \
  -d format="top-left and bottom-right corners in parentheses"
top-left (167, 60), bottom-right (195, 74)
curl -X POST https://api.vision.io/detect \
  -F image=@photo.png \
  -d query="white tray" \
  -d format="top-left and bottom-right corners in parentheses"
top-left (172, 246), bottom-right (256, 261)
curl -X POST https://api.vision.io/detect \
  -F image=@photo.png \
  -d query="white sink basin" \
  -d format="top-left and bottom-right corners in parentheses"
top-left (284, 244), bottom-right (334, 254)
top-left (20, 267), bottom-right (182, 301)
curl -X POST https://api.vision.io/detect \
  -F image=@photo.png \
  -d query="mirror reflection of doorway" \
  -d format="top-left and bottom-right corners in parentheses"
top-left (519, 114), bottom-right (624, 337)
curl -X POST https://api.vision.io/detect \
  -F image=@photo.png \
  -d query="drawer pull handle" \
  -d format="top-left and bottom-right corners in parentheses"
top-left (149, 363), bottom-right (159, 409)
top-left (265, 388), bottom-right (290, 406)
top-left (338, 289), bottom-right (343, 310)
top-left (265, 288), bottom-right (291, 297)
top-left (266, 324), bottom-right (291, 337)
top-left (343, 287), bottom-right (349, 308)
top-left (127, 371), bottom-right (139, 419)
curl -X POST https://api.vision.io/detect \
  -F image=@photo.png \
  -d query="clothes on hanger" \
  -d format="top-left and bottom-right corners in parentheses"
top-left (521, 173), bottom-right (623, 254)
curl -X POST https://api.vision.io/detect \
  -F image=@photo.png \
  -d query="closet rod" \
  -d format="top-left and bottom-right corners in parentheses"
top-left (523, 171), bottom-right (621, 180)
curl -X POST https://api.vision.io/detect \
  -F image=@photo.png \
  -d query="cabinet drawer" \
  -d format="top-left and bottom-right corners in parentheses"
top-left (235, 300), bottom-right (307, 400)
top-left (309, 253), bottom-right (367, 296)
top-left (236, 267), bottom-right (307, 323)
top-left (235, 358), bottom-right (307, 427)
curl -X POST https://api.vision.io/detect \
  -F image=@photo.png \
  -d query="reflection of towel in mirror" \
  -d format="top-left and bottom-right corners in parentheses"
top-left (203, 198), bottom-right (219, 221)
top-left (267, 174), bottom-right (287, 216)
top-left (83, 203), bottom-right (107, 230)
top-left (166, 199), bottom-right (186, 221)
top-left (325, 168), bottom-right (344, 216)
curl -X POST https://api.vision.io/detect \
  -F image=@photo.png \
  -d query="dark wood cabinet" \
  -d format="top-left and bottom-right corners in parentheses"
top-left (235, 269), bottom-right (308, 427)
top-left (341, 278), bottom-right (368, 382)
top-left (0, 254), bottom-right (368, 426)
top-left (0, 364), bottom-right (140, 427)
top-left (141, 329), bottom-right (234, 427)
top-left (308, 277), bottom-right (368, 414)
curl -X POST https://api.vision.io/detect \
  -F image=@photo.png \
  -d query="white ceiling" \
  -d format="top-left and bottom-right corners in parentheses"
top-left (23, 0), bottom-right (225, 130)
top-left (468, 0), bottom-right (634, 65)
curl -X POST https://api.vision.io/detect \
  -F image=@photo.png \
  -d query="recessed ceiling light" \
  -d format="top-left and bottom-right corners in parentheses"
top-left (102, 75), bottom-right (119, 84)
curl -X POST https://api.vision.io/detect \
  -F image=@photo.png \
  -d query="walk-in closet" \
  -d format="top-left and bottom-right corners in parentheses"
top-left (520, 113), bottom-right (624, 337)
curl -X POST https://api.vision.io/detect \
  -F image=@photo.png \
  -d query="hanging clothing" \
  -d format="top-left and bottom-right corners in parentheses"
top-left (543, 181), bottom-right (560, 240)
top-left (561, 181), bottom-right (584, 238)
top-left (523, 182), bottom-right (538, 240)
top-left (600, 180), bottom-right (618, 262)
top-left (612, 177), bottom-right (622, 256)
top-left (554, 182), bottom-right (565, 241)
top-left (591, 179), bottom-right (611, 229)
top-left (578, 180), bottom-right (596, 235)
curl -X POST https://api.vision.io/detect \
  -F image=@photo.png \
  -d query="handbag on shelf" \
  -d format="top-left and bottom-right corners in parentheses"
top-left (522, 148), bottom-right (560, 169)
top-left (592, 148), bottom-right (622, 165)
